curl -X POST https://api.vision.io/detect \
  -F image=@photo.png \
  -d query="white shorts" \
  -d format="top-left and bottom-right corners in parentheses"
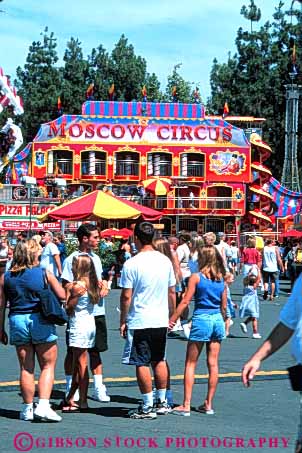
top-left (69, 314), bottom-right (96, 349)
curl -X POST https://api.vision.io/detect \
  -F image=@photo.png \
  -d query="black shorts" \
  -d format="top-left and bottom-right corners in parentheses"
top-left (122, 327), bottom-right (167, 366)
top-left (89, 315), bottom-right (108, 353)
top-left (66, 316), bottom-right (108, 353)
top-left (262, 270), bottom-right (278, 283)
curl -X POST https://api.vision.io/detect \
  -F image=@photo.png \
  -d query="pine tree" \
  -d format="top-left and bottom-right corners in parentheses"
top-left (208, 1), bottom-right (302, 179)
top-left (15, 28), bottom-right (62, 142)
top-left (144, 72), bottom-right (162, 102)
top-left (110, 35), bottom-right (147, 101)
top-left (62, 37), bottom-right (88, 114)
top-left (164, 64), bottom-right (192, 103)
top-left (87, 44), bottom-right (112, 100)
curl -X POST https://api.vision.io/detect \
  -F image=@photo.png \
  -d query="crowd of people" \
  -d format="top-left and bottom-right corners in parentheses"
top-left (0, 224), bottom-right (301, 422)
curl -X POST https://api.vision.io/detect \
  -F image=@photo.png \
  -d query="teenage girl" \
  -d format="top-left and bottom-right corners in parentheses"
top-left (63, 255), bottom-right (100, 412)
top-left (169, 245), bottom-right (227, 416)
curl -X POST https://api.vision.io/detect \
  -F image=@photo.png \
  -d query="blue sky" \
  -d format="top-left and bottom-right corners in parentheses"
top-left (0, 0), bottom-right (293, 101)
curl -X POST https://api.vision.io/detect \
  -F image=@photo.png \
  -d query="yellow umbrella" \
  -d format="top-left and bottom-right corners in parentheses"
top-left (37, 190), bottom-right (162, 222)
top-left (142, 177), bottom-right (172, 196)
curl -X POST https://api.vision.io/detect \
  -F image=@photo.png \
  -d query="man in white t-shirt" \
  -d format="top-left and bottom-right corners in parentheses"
top-left (61, 224), bottom-right (110, 403)
top-left (120, 221), bottom-right (176, 419)
top-left (40, 231), bottom-right (62, 278)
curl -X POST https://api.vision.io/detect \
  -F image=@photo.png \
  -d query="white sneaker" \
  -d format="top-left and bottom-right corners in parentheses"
top-left (240, 323), bottom-right (247, 334)
top-left (34, 405), bottom-right (62, 422)
top-left (154, 400), bottom-right (172, 415)
top-left (229, 319), bottom-right (234, 327)
top-left (252, 333), bottom-right (262, 339)
top-left (20, 406), bottom-right (34, 421)
top-left (91, 385), bottom-right (110, 402)
top-left (182, 323), bottom-right (191, 339)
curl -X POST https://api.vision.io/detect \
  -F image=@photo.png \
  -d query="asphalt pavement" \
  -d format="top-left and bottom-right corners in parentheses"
top-left (0, 276), bottom-right (299, 453)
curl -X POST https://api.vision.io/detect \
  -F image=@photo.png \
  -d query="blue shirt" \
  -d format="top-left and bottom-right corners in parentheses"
top-left (4, 267), bottom-right (44, 315)
top-left (194, 273), bottom-right (225, 314)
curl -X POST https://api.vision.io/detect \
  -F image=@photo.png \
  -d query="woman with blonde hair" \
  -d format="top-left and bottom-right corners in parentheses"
top-left (62, 254), bottom-right (100, 412)
top-left (0, 240), bottom-right (65, 422)
top-left (169, 245), bottom-right (227, 416)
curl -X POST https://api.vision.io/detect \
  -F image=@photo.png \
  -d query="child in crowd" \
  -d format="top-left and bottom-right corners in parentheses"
top-left (63, 255), bottom-right (100, 412)
top-left (224, 272), bottom-right (237, 337)
top-left (239, 266), bottom-right (261, 339)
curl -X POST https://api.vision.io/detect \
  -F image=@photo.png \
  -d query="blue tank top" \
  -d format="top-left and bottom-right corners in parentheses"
top-left (194, 273), bottom-right (225, 314)
top-left (4, 266), bottom-right (45, 315)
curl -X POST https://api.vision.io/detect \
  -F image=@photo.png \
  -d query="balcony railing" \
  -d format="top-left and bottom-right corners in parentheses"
top-left (81, 159), bottom-right (106, 176)
top-left (148, 162), bottom-right (172, 177)
top-left (181, 163), bottom-right (205, 177)
top-left (118, 196), bottom-right (239, 211)
top-left (55, 159), bottom-right (73, 175)
top-left (116, 160), bottom-right (139, 176)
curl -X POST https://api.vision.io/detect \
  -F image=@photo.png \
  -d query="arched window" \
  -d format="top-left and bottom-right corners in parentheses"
top-left (81, 150), bottom-right (106, 176)
top-left (147, 152), bottom-right (172, 176)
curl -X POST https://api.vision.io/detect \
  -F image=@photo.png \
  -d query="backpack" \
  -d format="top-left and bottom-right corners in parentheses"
top-left (294, 248), bottom-right (302, 264)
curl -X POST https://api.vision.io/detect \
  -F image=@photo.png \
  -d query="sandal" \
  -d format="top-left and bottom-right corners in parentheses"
top-left (196, 404), bottom-right (215, 415)
top-left (171, 406), bottom-right (190, 417)
top-left (62, 403), bottom-right (81, 413)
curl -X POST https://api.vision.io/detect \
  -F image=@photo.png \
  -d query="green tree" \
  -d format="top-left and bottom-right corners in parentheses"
top-left (61, 37), bottom-right (88, 114)
top-left (144, 72), bottom-right (162, 102)
top-left (164, 63), bottom-right (192, 103)
top-left (87, 44), bottom-right (112, 100)
top-left (15, 28), bottom-right (62, 142)
top-left (241, 0), bottom-right (261, 32)
top-left (208, 1), bottom-right (302, 179)
top-left (110, 35), bottom-right (147, 101)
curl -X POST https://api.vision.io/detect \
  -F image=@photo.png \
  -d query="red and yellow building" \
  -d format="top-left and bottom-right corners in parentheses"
top-left (28, 100), bottom-right (262, 234)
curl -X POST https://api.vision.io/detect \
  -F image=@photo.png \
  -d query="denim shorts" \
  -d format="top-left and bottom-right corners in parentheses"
top-left (9, 313), bottom-right (58, 346)
top-left (189, 312), bottom-right (225, 342)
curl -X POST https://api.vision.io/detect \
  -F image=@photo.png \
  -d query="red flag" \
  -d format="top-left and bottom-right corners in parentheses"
top-left (86, 83), bottom-right (94, 99)
top-left (11, 162), bottom-right (17, 183)
top-left (142, 85), bottom-right (147, 101)
top-left (223, 102), bottom-right (229, 118)
top-left (171, 86), bottom-right (177, 102)
top-left (57, 96), bottom-right (62, 111)
top-left (292, 43), bottom-right (297, 65)
top-left (108, 83), bottom-right (115, 100)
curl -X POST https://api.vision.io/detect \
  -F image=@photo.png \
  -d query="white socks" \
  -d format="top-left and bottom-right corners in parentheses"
top-left (23, 403), bottom-right (33, 410)
top-left (37, 398), bottom-right (50, 409)
top-left (93, 374), bottom-right (103, 389)
top-left (142, 392), bottom-right (153, 408)
top-left (156, 388), bottom-right (167, 403)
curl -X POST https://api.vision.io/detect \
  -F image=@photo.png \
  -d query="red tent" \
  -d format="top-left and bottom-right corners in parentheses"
top-left (282, 230), bottom-right (302, 238)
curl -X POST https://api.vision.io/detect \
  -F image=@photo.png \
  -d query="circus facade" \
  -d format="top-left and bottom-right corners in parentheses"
top-left (23, 100), bottom-right (252, 234)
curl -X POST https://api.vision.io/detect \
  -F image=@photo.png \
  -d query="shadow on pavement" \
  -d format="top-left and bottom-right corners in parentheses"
top-left (0, 408), bottom-right (19, 420)
top-left (107, 395), bottom-right (140, 405)
top-left (86, 406), bottom-right (130, 418)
